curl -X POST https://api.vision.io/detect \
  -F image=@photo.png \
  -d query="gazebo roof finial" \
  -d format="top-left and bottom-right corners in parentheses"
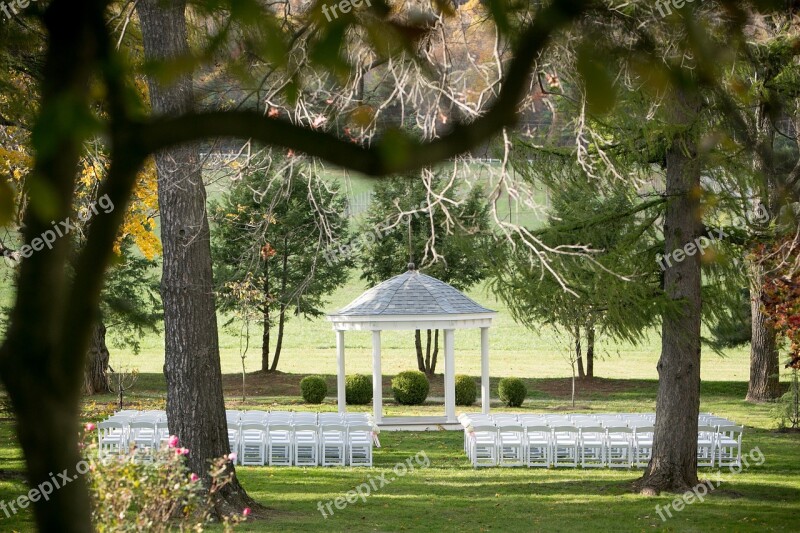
top-left (407, 262), bottom-right (416, 271)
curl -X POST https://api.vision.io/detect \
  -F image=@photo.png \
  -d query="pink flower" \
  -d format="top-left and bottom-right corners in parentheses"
top-left (175, 447), bottom-right (189, 456)
top-left (167, 435), bottom-right (179, 448)
top-left (85, 422), bottom-right (96, 432)
top-left (243, 507), bottom-right (251, 518)
top-left (190, 473), bottom-right (199, 483)
top-left (228, 452), bottom-right (237, 463)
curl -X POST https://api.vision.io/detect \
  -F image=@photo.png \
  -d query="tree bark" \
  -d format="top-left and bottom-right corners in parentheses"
top-left (262, 259), bottom-right (270, 372)
top-left (137, 0), bottom-right (255, 514)
top-left (425, 329), bottom-right (432, 372)
top-left (575, 325), bottom-right (585, 379)
top-left (430, 329), bottom-right (439, 375)
top-left (586, 322), bottom-right (595, 379)
top-left (746, 103), bottom-right (780, 402)
top-left (83, 322), bottom-right (110, 395)
top-left (268, 240), bottom-right (289, 373)
top-left (747, 259), bottom-right (781, 401)
top-left (270, 305), bottom-right (286, 373)
top-left (635, 93), bottom-right (702, 494)
top-left (415, 330), bottom-right (425, 372)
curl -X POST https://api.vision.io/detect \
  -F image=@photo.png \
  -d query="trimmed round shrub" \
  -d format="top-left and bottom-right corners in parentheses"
top-left (345, 374), bottom-right (372, 405)
top-left (392, 370), bottom-right (430, 406)
top-left (498, 377), bottom-right (527, 407)
top-left (455, 374), bottom-right (477, 406)
top-left (300, 376), bottom-right (328, 404)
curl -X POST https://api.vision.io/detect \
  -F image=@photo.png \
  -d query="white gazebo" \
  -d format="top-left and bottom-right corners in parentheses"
top-left (327, 265), bottom-right (496, 429)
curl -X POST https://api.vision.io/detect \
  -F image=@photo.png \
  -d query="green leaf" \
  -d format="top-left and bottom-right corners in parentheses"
top-left (576, 45), bottom-right (617, 115)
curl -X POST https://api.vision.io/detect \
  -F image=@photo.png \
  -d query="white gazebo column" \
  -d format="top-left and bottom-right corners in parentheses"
top-left (480, 326), bottom-right (490, 414)
top-left (336, 329), bottom-right (346, 414)
top-left (372, 330), bottom-right (383, 424)
top-left (444, 329), bottom-right (456, 422)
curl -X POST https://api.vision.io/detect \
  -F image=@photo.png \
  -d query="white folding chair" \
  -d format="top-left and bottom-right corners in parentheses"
top-left (606, 426), bottom-right (633, 468)
top-left (344, 413), bottom-right (370, 423)
top-left (320, 424), bottom-right (347, 467)
top-left (97, 420), bottom-right (126, 456)
top-left (267, 423), bottom-right (293, 466)
top-left (579, 426), bottom-right (606, 468)
top-left (633, 425), bottom-right (654, 467)
top-left (318, 413), bottom-right (342, 423)
top-left (524, 424), bottom-right (551, 468)
top-left (347, 423), bottom-right (373, 467)
top-left (463, 415), bottom-right (492, 453)
top-left (293, 424), bottom-right (319, 467)
top-left (227, 422), bottom-right (241, 463)
top-left (498, 423), bottom-right (525, 467)
top-left (293, 412), bottom-right (317, 423)
top-left (697, 425), bottom-right (717, 467)
top-left (716, 425), bottom-right (743, 468)
top-left (241, 411), bottom-right (269, 424)
top-left (240, 423), bottom-right (267, 466)
top-left (551, 426), bottom-right (579, 468)
top-left (468, 425), bottom-right (498, 468)
top-left (128, 420), bottom-right (157, 461)
top-left (155, 420), bottom-right (170, 448)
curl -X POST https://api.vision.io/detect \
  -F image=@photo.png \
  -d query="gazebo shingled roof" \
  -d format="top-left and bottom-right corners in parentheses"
top-left (334, 270), bottom-right (493, 316)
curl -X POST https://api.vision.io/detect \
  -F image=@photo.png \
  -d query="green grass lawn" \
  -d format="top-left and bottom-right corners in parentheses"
top-left (0, 381), bottom-right (798, 532)
top-left (0, 215), bottom-right (792, 532)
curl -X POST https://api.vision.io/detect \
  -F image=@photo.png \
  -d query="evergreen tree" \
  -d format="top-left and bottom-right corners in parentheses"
top-left (211, 164), bottom-right (350, 372)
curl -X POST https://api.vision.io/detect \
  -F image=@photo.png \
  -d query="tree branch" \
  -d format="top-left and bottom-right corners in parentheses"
top-left (139, 0), bottom-right (589, 176)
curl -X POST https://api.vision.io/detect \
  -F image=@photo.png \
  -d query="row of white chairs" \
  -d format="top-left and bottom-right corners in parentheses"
top-left (231, 421), bottom-right (374, 467)
top-left (226, 411), bottom-right (377, 467)
top-left (97, 411), bottom-right (378, 467)
top-left (460, 413), bottom-right (743, 469)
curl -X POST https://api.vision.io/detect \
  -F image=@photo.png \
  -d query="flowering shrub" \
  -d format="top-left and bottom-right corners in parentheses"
top-left (82, 427), bottom-right (249, 532)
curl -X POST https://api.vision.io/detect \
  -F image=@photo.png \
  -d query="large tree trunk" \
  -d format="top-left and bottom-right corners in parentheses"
top-left (635, 94), bottom-right (702, 494)
top-left (746, 105), bottom-right (780, 402)
top-left (586, 322), bottom-right (595, 379)
top-left (747, 259), bottom-right (781, 401)
top-left (83, 322), bottom-right (110, 395)
top-left (137, 0), bottom-right (255, 514)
